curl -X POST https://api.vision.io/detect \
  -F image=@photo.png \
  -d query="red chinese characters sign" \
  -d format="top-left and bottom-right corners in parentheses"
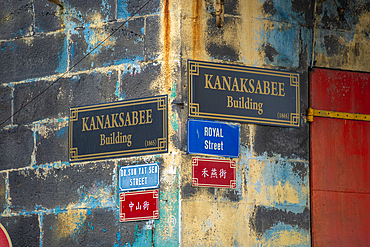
top-left (119, 190), bottom-right (159, 222)
top-left (192, 157), bottom-right (236, 188)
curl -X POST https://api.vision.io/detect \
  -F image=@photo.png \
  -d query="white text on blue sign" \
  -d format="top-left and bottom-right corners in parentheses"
top-left (204, 127), bottom-right (224, 150)
top-left (119, 163), bottom-right (159, 192)
top-left (187, 119), bottom-right (240, 158)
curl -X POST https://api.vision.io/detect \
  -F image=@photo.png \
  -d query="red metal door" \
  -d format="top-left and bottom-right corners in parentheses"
top-left (310, 68), bottom-right (370, 246)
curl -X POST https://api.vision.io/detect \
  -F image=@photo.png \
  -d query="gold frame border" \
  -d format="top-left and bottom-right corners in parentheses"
top-left (69, 95), bottom-right (168, 161)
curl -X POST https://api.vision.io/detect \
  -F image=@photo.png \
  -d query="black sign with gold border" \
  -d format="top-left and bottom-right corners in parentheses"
top-left (69, 95), bottom-right (168, 162)
top-left (188, 60), bottom-right (300, 127)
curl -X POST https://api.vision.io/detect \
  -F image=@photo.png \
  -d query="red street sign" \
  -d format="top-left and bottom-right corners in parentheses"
top-left (0, 223), bottom-right (12, 247)
top-left (192, 157), bottom-right (236, 188)
top-left (119, 190), bottom-right (159, 222)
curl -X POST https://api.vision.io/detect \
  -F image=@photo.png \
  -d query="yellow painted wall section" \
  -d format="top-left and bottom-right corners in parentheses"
top-left (181, 0), bottom-right (264, 65)
top-left (180, 0), bottom-right (310, 246)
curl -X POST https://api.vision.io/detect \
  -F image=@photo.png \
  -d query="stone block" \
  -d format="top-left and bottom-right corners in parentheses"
top-left (0, 125), bottom-right (33, 170)
top-left (0, 32), bottom-right (67, 84)
top-left (36, 121), bottom-right (69, 165)
top-left (13, 80), bottom-right (62, 125)
top-left (13, 71), bottom-right (118, 125)
top-left (119, 62), bottom-right (161, 100)
top-left (34, 0), bottom-right (63, 33)
top-left (0, 0), bottom-right (33, 39)
top-left (64, 71), bottom-right (119, 108)
top-left (70, 18), bottom-right (144, 71)
top-left (9, 161), bottom-right (115, 213)
top-left (0, 214), bottom-right (40, 247)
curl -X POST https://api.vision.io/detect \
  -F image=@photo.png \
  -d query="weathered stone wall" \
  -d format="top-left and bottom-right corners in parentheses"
top-left (1, 0), bottom-right (370, 246)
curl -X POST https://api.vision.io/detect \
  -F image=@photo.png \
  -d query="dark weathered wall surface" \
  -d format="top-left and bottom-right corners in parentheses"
top-left (314, 0), bottom-right (370, 72)
top-left (0, 0), bottom-right (369, 246)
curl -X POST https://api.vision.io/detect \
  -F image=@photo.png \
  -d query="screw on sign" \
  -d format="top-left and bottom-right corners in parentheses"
top-left (0, 223), bottom-right (12, 247)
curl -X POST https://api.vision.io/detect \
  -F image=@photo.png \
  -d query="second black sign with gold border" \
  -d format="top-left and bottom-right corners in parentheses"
top-left (188, 60), bottom-right (300, 127)
top-left (69, 95), bottom-right (168, 162)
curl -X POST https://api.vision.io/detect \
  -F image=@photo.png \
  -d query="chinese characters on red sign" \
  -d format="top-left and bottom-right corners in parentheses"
top-left (119, 190), bottom-right (159, 222)
top-left (192, 157), bottom-right (236, 188)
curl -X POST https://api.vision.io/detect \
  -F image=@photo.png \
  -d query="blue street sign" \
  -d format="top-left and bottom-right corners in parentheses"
top-left (187, 119), bottom-right (240, 158)
top-left (119, 163), bottom-right (159, 192)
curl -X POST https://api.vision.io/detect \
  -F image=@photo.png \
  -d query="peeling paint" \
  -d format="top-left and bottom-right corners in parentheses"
top-left (250, 222), bottom-right (309, 247)
top-left (72, 182), bottom-right (115, 209)
top-left (117, 0), bottom-right (130, 20)
top-left (169, 113), bottom-right (178, 132)
top-left (54, 209), bottom-right (89, 239)
top-left (83, 22), bottom-right (117, 56)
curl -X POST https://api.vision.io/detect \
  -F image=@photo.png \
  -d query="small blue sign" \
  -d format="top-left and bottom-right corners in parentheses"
top-left (187, 119), bottom-right (240, 158)
top-left (119, 163), bottom-right (159, 192)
